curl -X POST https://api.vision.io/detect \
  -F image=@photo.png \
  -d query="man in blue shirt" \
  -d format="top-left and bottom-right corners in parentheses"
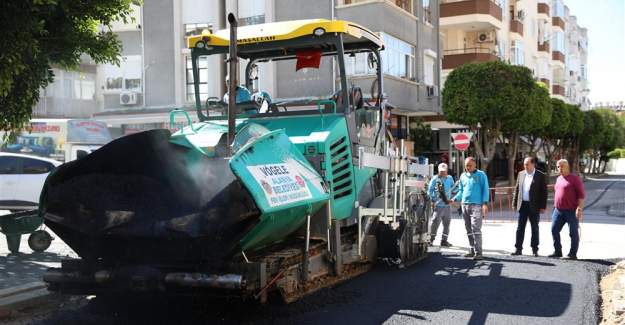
top-left (453, 157), bottom-right (490, 260)
top-left (427, 163), bottom-right (455, 247)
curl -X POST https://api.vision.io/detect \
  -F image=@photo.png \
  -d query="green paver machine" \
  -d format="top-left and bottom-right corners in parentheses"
top-left (41, 16), bottom-right (433, 302)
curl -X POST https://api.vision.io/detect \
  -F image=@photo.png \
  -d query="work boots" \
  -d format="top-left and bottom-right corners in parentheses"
top-left (510, 249), bottom-right (522, 256)
top-left (440, 240), bottom-right (452, 247)
top-left (548, 251), bottom-right (563, 258)
top-left (464, 248), bottom-right (475, 258)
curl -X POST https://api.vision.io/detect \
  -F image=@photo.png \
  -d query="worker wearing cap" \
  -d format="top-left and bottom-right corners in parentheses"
top-left (452, 157), bottom-right (490, 260)
top-left (427, 163), bottom-right (455, 247)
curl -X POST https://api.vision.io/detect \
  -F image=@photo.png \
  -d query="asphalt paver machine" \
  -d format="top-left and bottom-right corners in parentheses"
top-left (41, 16), bottom-right (433, 302)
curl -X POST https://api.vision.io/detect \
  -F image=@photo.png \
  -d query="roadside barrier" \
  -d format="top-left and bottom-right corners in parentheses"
top-left (485, 184), bottom-right (559, 223)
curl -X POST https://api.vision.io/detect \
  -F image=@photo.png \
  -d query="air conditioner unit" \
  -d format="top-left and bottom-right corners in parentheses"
top-left (477, 32), bottom-right (494, 43)
top-left (120, 92), bottom-right (137, 105)
top-left (426, 85), bottom-right (438, 98)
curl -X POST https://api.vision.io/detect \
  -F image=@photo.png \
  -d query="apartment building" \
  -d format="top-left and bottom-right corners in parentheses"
top-left (227, 0), bottom-right (444, 140)
top-left (438, 0), bottom-right (589, 109)
top-left (31, 0), bottom-right (443, 139)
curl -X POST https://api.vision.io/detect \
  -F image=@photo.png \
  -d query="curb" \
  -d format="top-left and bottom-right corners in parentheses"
top-left (0, 282), bottom-right (55, 320)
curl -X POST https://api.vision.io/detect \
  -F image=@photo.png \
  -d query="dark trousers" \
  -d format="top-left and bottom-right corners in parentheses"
top-left (551, 208), bottom-right (579, 256)
top-left (515, 202), bottom-right (540, 252)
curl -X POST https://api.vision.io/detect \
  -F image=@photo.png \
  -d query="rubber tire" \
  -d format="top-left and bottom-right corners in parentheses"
top-left (28, 230), bottom-right (52, 252)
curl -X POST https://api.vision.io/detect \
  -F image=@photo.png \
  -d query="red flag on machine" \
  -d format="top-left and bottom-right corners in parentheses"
top-left (295, 49), bottom-right (322, 71)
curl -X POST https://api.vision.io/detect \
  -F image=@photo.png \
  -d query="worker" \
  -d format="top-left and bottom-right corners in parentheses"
top-left (427, 163), bottom-right (455, 247)
top-left (223, 75), bottom-right (252, 104)
top-left (452, 157), bottom-right (490, 260)
top-left (549, 159), bottom-right (585, 260)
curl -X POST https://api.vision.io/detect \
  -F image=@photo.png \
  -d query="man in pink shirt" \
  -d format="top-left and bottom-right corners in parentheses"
top-left (549, 159), bottom-right (585, 260)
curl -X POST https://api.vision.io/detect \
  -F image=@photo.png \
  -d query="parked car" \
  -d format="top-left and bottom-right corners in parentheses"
top-left (0, 153), bottom-right (62, 211)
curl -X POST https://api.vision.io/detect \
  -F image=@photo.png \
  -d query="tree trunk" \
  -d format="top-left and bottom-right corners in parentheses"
top-left (470, 126), bottom-right (498, 176)
top-left (542, 140), bottom-right (555, 181)
top-left (506, 133), bottom-right (519, 186)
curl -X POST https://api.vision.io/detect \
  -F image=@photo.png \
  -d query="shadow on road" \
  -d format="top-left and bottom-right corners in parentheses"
top-left (0, 252), bottom-right (65, 290)
top-left (32, 253), bottom-right (575, 325)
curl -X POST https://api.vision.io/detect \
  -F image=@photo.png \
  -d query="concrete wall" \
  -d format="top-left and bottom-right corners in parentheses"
top-left (143, 0), bottom-right (176, 107)
top-left (606, 158), bottom-right (625, 175)
top-left (272, 0), bottom-right (442, 114)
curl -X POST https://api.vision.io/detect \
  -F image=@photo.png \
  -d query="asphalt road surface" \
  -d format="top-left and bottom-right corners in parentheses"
top-left (14, 175), bottom-right (624, 325)
top-left (27, 253), bottom-right (613, 325)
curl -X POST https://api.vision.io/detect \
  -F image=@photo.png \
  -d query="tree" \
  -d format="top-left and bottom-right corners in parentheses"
top-left (540, 98), bottom-right (570, 178)
top-left (0, 0), bottom-right (136, 136)
top-left (580, 110), bottom-right (606, 173)
top-left (595, 109), bottom-right (625, 173)
top-left (502, 82), bottom-right (551, 185)
top-left (408, 117), bottom-right (433, 154)
top-left (442, 60), bottom-right (550, 182)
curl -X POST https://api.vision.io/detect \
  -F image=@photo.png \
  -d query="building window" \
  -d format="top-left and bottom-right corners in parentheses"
top-left (511, 40), bottom-right (524, 66)
top-left (552, 0), bottom-right (564, 17)
top-left (381, 33), bottom-right (415, 80)
top-left (553, 31), bottom-right (565, 53)
top-left (345, 53), bottom-right (376, 76)
top-left (423, 53), bottom-right (435, 86)
top-left (184, 23), bottom-right (211, 37)
top-left (103, 55), bottom-right (142, 92)
top-left (422, 0), bottom-right (432, 24)
top-left (238, 0), bottom-right (265, 26)
top-left (186, 56), bottom-right (209, 102)
top-left (394, 0), bottom-right (412, 13)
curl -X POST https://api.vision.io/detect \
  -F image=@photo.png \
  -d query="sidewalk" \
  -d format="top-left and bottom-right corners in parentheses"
top-left (0, 210), bottom-right (77, 320)
top-left (434, 213), bottom-right (625, 260)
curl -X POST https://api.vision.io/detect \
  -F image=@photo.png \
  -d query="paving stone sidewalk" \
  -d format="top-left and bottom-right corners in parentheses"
top-left (0, 211), bottom-right (77, 291)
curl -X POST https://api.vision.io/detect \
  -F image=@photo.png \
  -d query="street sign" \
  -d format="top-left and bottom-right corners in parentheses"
top-left (452, 132), bottom-right (473, 151)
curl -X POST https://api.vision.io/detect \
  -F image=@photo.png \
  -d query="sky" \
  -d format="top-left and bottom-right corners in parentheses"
top-left (564, 0), bottom-right (625, 105)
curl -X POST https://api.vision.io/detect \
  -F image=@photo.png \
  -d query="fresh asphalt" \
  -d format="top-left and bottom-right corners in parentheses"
top-left (21, 175), bottom-right (625, 324)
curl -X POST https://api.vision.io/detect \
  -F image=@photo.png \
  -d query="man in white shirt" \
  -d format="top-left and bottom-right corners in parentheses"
top-left (511, 157), bottom-right (548, 256)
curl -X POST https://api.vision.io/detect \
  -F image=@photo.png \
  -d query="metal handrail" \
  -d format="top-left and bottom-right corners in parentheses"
top-left (444, 47), bottom-right (496, 55)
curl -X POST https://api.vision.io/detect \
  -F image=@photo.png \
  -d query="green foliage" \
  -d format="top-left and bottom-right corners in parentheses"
top-left (408, 117), bottom-right (432, 154)
top-left (580, 110), bottom-right (605, 153)
top-left (542, 98), bottom-right (569, 139)
top-left (0, 0), bottom-right (137, 135)
top-left (607, 148), bottom-right (625, 159)
top-left (443, 60), bottom-right (551, 134)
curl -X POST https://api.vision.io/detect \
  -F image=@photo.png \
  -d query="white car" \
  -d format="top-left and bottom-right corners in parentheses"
top-left (0, 153), bottom-right (62, 211)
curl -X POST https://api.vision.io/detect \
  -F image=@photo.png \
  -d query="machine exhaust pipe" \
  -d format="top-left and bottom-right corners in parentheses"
top-left (227, 12), bottom-right (238, 156)
top-left (164, 272), bottom-right (245, 290)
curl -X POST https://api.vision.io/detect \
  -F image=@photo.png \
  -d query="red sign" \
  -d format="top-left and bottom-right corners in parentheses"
top-left (453, 133), bottom-right (471, 151)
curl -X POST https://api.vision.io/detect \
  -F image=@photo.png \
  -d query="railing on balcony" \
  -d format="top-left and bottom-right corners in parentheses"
top-left (510, 20), bottom-right (523, 36)
top-left (537, 3), bottom-right (550, 16)
top-left (440, 0), bottom-right (503, 21)
top-left (552, 16), bottom-right (565, 30)
top-left (342, 0), bottom-right (413, 14)
top-left (552, 50), bottom-right (565, 63)
top-left (443, 47), bottom-right (499, 69)
top-left (538, 41), bottom-right (550, 52)
top-left (552, 84), bottom-right (565, 96)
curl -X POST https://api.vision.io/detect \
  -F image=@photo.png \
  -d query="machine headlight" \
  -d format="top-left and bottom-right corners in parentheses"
top-left (313, 28), bottom-right (325, 36)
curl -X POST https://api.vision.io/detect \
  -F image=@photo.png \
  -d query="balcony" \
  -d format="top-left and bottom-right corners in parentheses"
top-left (510, 20), bottom-right (523, 37)
top-left (538, 41), bottom-right (550, 53)
top-left (537, 3), bottom-right (550, 18)
top-left (552, 50), bottom-right (565, 63)
top-left (440, 0), bottom-right (503, 30)
top-left (552, 84), bottom-right (565, 96)
top-left (552, 16), bottom-right (565, 30)
top-left (442, 47), bottom-right (499, 70)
